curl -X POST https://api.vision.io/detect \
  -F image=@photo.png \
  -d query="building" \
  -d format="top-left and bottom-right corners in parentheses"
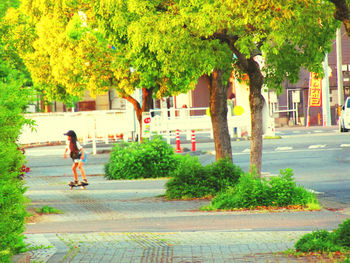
top-left (272, 27), bottom-right (350, 127)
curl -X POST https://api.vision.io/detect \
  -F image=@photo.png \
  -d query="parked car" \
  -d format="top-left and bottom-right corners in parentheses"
top-left (339, 97), bottom-right (350, 132)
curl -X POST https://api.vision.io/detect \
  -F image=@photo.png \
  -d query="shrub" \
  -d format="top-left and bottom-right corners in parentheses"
top-left (294, 219), bottom-right (350, 254)
top-left (207, 171), bottom-right (267, 209)
top-left (165, 157), bottom-right (243, 199)
top-left (208, 168), bottom-right (318, 210)
top-left (266, 168), bottom-right (316, 207)
top-left (335, 219), bottom-right (350, 248)
top-left (35, 206), bottom-right (63, 214)
top-left (295, 230), bottom-right (341, 252)
top-left (205, 158), bottom-right (244, 192)
top-left (104, 136), bottom-right (178, 180)
top-left (0, 83), bottom-right (32, 261)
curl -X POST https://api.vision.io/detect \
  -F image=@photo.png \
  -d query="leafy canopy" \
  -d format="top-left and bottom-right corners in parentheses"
top-left (115, 0), bottom-right (338, 91)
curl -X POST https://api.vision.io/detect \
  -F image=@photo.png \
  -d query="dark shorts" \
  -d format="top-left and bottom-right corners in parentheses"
top-left (72, 154), bottom-right (87, 163)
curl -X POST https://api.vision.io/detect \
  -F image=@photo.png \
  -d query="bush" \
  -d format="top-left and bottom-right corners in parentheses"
top-left (335, 219), bottom-right (350, 248)
top-left (0, 84), bottom-right (32, 261)
top-left (295, 230), bottom-right (341, 252)
top-left (104, 136), bottom-right (178, 180)
top-left (207, 168), bottom-right (318, 210)
top-left (267, 169), bottom-right (316, 207)
top-left (207, 171), bottom-right (267, 209)
top-left (35, 206), bottom-right (63, 214)
top-left (294, 219), bottom-right (350, 254)
top-left (165, 157), bottom-right (243, 199)
top-left (206, 158), bottom-right (244, 192)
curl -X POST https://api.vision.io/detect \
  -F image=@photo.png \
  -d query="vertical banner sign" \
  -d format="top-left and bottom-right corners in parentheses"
top-left (308, 72), bottom-right (322, 107)
top-left (307, 73), bottom-right (322, 126)
top-left (142, 112), bottom-right (151, 138)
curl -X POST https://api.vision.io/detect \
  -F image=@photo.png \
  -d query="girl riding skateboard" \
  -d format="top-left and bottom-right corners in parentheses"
top-left (63, 130), bottom-right (88, 188)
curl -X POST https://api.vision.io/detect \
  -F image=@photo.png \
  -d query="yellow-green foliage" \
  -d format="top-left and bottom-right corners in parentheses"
top-left (0, 70), bottom-right (31, 263)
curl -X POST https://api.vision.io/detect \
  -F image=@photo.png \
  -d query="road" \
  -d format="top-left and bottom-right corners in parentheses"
top-left (25, 126), bottom-right (350, 208)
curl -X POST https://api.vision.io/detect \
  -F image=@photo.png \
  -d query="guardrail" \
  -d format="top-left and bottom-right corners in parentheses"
top-left (19, 107), bottom-right (254, 152)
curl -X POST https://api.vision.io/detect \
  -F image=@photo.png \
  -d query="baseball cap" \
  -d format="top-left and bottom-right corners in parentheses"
top-left (64, 130), bottom-right (76, 137)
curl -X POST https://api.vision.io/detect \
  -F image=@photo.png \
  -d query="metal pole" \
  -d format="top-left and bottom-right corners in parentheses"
top-left (92, 117), bottom-right (97, 155)
top-left (336, 27), bottom-right (344, 112)
top-left (322, 53), bottom-right (332, 126)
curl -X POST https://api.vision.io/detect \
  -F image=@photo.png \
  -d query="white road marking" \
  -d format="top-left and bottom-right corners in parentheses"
top-left (232, 147), bottom-right (341, 156)
top-left (340, 144), bottom-right (350, 148)
top-left (308, 144), bottom-right (326, 149)
top-left (275, 147), bottom-right (293, 151)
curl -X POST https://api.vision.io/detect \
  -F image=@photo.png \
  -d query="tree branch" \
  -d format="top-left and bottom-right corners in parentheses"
top-left (330, 0), bottom-right (350, 36)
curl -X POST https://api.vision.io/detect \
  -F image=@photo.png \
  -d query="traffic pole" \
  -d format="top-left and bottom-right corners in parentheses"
top-left (191, 130), bottom-right (196, 151)
top-left (176, 129), bottom-right (181, 153)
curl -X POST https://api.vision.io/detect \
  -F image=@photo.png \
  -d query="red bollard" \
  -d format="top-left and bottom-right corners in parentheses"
top-left (191, 130), bottom-right (196, 152)
top-left (176, 129), bottom-right (181, 153)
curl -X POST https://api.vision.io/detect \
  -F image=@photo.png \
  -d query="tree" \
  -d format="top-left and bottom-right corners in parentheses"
top-left (120, 0), bottom-right (338, 174)
top-left (10, 0), bottom-right (199, 140)
top-left (329, 0), bottom-right (350, 35)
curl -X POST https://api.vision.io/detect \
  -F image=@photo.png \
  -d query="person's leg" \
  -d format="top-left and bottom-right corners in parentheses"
top-left (78, 161), bottom-right (87, 181)
top-left (72, 162), bottom-right (79, 182)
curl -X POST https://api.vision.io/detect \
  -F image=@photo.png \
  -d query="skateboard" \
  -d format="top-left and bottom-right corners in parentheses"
top-left (68, 181), bottom-right (89, 190)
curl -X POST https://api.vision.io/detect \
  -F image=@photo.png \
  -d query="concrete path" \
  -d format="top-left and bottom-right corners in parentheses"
top-left (22, 145), bottom-right (350, 262)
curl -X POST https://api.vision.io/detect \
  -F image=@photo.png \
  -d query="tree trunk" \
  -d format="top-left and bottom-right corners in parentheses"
top-left (218, 35), bottom-right (265, 174)
top-left (207, 70), bottom-right (232, 162)
top-left (122, 87), bottom-right (154, 142)
top-left (247, 59), bottom-right (265, 175)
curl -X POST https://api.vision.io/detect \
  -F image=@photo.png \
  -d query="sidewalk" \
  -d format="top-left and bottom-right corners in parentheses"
top-left (21, 145), bottom-right (349, 262)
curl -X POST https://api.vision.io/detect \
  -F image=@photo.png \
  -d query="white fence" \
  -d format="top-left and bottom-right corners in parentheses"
top-left (19, 108), bottom-right (254, 153)
top-left (19, 111), bottom-right (134, 151)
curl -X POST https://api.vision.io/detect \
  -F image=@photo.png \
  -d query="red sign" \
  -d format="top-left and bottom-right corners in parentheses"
top-left (308, 72), bottom-right (322, 107)
top-left (144, 117), bottom-right (151, 124)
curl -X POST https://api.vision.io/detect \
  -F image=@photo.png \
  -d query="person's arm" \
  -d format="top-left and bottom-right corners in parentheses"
top-left (63, 146), bottom-right (68, 158)
top-left (77, 141), bottom-right (84, 159)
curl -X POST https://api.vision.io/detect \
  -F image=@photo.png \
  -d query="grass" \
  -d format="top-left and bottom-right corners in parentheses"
top-left (263, 135), bottom-right (282, 139)
top-left (305, 200), bottom-right (322, 211)
top-left (35, 206), bottom-right (63, 214)
top-left (284, 248), bottom-right (350, 262)
top-left (200, 203), bottom-right (321, 212)
top-left (26, 244), bottom-right (53, 251)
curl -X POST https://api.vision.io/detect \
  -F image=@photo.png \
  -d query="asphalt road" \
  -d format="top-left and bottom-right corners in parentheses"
top-left (25, 126), bottom-right (350, 208)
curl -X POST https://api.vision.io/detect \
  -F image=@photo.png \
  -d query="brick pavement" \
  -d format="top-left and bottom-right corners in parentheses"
top-left (21, 146), bottom-right (350, 262)
top-left (25, 231), bottom-right (311, 263)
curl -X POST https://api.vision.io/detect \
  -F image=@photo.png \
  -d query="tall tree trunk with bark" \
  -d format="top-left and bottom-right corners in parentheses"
top-left (229, 39), bottom-right (265, 175)
top-left (247, 59), bottom-right (265, 174)
top-left (122, 87), bottom-right (154, 142)
top-left (207, 70), bottom-right (233, 161)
